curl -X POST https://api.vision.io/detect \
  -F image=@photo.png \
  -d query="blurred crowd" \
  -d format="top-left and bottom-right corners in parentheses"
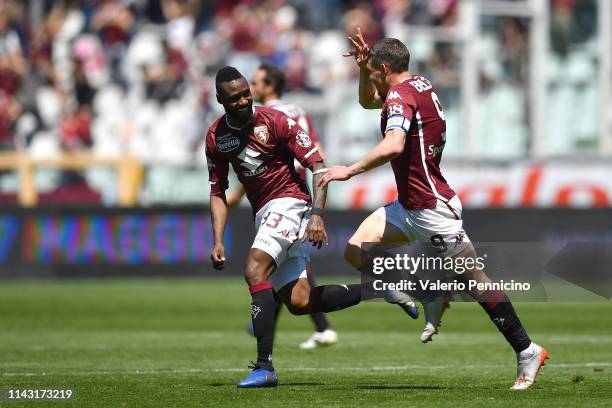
top-left (0, 0), bottom-right (601, 202)
top-left (0, 0), bottom-right (461, 157)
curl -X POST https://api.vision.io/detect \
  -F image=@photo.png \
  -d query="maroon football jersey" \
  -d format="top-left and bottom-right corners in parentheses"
top-left (380, 75), bottom-right (456, 210)
top-left (206, 106), bottom-right (323, 213)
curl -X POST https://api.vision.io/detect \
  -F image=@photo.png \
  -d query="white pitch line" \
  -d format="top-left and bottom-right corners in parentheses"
top-left (2, 362), bottom-right (611, 377)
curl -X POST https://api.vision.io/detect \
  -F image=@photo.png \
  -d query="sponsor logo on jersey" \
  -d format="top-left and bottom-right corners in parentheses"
top-left (237, 146), bottom-right (264, 171)
top-left (217, 134), bottom-right (241, 152)
top-left (387, 90), bottom-right (402, 100)
top-left (428, 143), bottom-right (445, 157)
top-left (242, 165), bottom-right (268, 177)
top-left (296, 131), bottom-right (312, 148)
top-left (254, 125), bottom-right (270, 144)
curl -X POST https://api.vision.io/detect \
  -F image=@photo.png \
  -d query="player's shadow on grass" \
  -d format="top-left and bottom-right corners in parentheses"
top-left (359, 384), bottom-right (445, 390)
top-left (279, 381), bottom-right (325, 386)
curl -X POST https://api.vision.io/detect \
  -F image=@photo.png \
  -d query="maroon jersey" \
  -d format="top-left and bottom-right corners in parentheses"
top-left (381, 75), bottom-right (456, 210)
top-left (206, 106), bottom-right (323, 212)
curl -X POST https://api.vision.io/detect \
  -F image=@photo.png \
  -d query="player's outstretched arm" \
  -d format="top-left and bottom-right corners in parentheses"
top-left (210, 193), bottom-right (228, 269)
top-left (303, 161), bottom-right (328, 249)
top-left (343, 26), bottom-right (383, 109)
top-left (226, 184), bottom-right (246, 208)
top-left (319, 128), bottom-right (406, 187)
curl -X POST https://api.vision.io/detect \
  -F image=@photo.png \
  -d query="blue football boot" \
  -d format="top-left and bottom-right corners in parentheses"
top-left (384, 289), bottom-right (419, 319)
top-left (237, 363), bottom-right (279, 388)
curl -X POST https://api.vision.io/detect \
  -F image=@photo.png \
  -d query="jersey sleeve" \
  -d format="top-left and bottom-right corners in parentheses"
top-left (384, 92), bottom-right (417, 134)
top-left (205, 128), bottom-right (230, 196)
top-left (275, 111), bottom-right (322, 169)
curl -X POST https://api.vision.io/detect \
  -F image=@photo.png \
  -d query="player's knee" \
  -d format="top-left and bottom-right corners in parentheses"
top-left (344, 242), bottom-right (362, 269)
top-left (244, 263), bottom-right (267, 286)
top-left (286, 296), bottom-right (310, 315)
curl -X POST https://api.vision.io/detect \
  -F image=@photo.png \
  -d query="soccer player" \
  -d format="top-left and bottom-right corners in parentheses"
top-left (319, 30), bottom-right (548, 390)
top-left (227, 63), bottom-right (338, 350)
top-left (206, 66), bottom-right (414, 388)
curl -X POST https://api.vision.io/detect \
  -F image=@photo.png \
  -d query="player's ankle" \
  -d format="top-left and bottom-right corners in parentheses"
top-left (517, 342), bottom-right (537, 359)
top-left (256, 359), bottom-right (274, 371)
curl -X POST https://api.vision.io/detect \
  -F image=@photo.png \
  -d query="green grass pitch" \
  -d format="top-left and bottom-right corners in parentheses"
top-left (1, 278), bottom-right (611, 407)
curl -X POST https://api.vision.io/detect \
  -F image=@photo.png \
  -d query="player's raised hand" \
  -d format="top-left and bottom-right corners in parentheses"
top-left (211, 243), bottom-right (226, 270)
top-left (318, 165), bottom-right (353, 188)
top-left (343, 26), bottom-right (370, 68)
top-left (303, 214), bottom-right (328, 249)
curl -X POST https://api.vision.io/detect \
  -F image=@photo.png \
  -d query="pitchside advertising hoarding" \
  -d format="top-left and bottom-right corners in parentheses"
top-left (0, 206), bottom-right (611, 294)
top-left (327, 162), bottom-right (612, 209)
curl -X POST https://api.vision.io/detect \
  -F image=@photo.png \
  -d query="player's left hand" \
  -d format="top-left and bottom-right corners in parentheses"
top-left (318, 165), bottom-right (353, 188)
top-left (303, 214), bottom-right (328, 249)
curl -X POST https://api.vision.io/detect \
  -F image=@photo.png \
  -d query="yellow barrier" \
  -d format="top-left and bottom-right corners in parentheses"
top-left (0, 152), bottom-right (143, 207)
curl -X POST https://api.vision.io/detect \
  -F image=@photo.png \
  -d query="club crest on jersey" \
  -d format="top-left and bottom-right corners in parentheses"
top-left (388, 90), bottom-right (402, 100)
top-left (254, 125), bottom-right (270, 144)
top-left (217, 134), bottom-right (240, 152)
top-left (296, 131), bottom-right (312, 148)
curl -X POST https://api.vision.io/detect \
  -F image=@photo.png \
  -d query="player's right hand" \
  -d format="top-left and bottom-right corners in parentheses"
top-left (302, 214), bottom-right (328, 249)
top-left (343, 26), bottom-right (370, 68)
top-left (211, 243), bottom-right (226, 270)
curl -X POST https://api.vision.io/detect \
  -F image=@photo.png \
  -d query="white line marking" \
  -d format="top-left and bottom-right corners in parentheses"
top-left (2, 363), bottom-right (611, 377)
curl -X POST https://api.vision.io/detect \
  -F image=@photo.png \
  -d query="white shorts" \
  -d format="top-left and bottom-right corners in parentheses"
top-left (252, 197), bottom-right (310, 290)
top-left (373, 195), bottom-right (470, 257)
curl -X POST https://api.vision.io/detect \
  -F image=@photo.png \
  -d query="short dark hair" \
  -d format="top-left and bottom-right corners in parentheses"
top-left (369, 38), bottom-right (410, 73)
top-left (215, 66), bottom-right (243, 95)
top-left (259, 63), bottom-right (286, 97)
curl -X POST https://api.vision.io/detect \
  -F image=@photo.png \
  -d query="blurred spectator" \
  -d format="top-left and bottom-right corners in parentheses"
top-left (144, 39), bottom-right (187, 104)
top-left (0, 3), bottom-right (25, 97)
top-left (430, 0), bottom-right (458, 27)
top-left (60, 104), bottom-right (92, 151)
top-left (161, 0), bottom-right (195, 54)
top-left (550, 0), bottom-right (574, 56)
top-left (91, 0), bottom-right (134, 86)
top-left (0, 90), bottom-right (20, 149)
top-left (343, 2), bottom-right (383, 47)
top-left (498, 18), bottom-right (528, 84)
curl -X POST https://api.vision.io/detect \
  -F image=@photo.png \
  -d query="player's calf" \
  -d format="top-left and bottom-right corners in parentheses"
top-left (344, 241), bottom-right (363, 270)
top-left (278, 278), bottom-right (363, 315)
top-left (244, 249), bottom-right (278, 372)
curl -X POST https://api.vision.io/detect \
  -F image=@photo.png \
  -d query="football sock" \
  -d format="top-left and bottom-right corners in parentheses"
top-left (309, 284), bottom-right (362, 313)
top-left (310, 310), bottom-right (330, 332)
top-left (306, 271), bottom-right (331, 332)
top-left (478, 289), bottom-right (531, 353)
top-left (249, 282), bottom-right (276, 371)
top-left (272, 291), bottom-right (282, 334)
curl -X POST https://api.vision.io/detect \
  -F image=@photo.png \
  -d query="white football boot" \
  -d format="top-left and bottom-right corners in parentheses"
top-left (299, 329), bottom-right (338, 350)
top-left (420, 295), bottom-right (450, 343)
top-left (511, 342), bottom-right (549, 390)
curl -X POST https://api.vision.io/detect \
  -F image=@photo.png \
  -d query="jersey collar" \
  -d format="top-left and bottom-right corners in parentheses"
top-left (225, 106), bottom-right (256, 130)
